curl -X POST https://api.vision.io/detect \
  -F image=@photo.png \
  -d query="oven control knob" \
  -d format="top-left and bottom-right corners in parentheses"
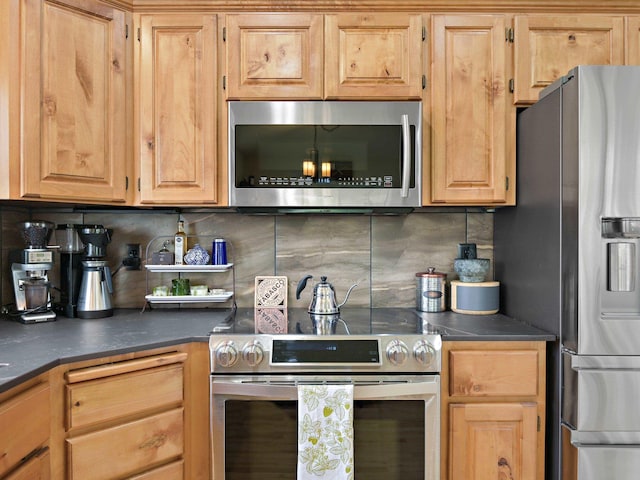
top-left (215, 341), bottom-right (239, 368)
top-left (386, 340), bottom-right (409, 366)
top-left (242, 341), bottom-right (264, 367)
top-left (413, 340), bottom-right (436, 367)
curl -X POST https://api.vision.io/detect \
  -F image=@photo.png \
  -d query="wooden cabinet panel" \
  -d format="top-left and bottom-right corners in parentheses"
top-left (21, 0), bottom-right (127, 202)
top-left (430, 15), bottom-right (510, 205)
top-left (628, 17), bottom-right (640, 65)
top-left (66, 363), bottom-right (184, 430)
top-left (325, 13), bottom-right (423, 99)
top-left (449, 349), bottom-right (538, 397)
top-left (450, 402), bottom-right (537, 480)
top-left (129, 459), bottom-right (183, 480)
top-left (0, 383), bottom-right (50, 477)
top-left (138, 14), bottom-right (219, 205)
top-left (67, 408), bottom-right (184, 480)
top-left (226, 13), bottom-right (323, 99)
top-left (4, 448), bottom-right (50, 480)
top-left (514, 15), bottom-right (624, 104)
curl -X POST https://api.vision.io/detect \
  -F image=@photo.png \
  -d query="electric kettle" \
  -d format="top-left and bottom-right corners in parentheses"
top-left (296, 275), bottom-right (358, 315)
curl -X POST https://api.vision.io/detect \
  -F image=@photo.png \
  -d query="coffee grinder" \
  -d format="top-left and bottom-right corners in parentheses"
top-left (10, 221), bottom-right (57, 323)
top-left (54, 224), bottom-right (84, 318)
top-left (76, 225), bottom-right (114, 319)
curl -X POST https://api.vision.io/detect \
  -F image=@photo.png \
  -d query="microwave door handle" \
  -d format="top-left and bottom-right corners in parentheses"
top-left (401, 114), bottom-right (411, 198)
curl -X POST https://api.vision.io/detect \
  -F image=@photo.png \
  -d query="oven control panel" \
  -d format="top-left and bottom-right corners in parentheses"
top-left (210, 334), bottom-right (441, 374)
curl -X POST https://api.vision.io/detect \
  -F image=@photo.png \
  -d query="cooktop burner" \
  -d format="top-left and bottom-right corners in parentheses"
top-left (212, 307), bottom-right (441, 336)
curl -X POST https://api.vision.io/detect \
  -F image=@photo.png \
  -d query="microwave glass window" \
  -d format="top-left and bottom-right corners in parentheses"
top-left (234, 125), bottom-right (416, 188)
top-left (224, 399), bottom-right (425, 479)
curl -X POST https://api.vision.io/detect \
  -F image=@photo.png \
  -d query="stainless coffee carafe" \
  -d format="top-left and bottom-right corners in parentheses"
top-left (77, 261), bottom-right (113, 319)
top-left (76, 225), bottom-right (114, 319)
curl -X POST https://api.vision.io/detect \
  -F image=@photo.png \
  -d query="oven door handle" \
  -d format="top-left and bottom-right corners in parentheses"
top-left (400, 113), bottom-right (411, 198)
top-left (212, 378), bottom-right (439, 400)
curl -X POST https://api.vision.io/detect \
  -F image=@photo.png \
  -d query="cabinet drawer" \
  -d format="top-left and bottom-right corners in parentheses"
top-left (449, 350), bottom-right (538, 397)
top-left (67, 408), bottom-right (184, 480)
top-left (67, 363), bottom-right (183, 430)
top-left (0, 383), bottom-right (50, 477)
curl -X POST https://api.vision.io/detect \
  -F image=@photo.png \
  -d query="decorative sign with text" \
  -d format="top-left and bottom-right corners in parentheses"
top-left (254, 276), bottom-right (288, 308)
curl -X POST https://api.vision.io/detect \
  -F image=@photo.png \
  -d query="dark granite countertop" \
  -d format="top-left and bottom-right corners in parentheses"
top-left (0, 308), bottom-right (554, 394)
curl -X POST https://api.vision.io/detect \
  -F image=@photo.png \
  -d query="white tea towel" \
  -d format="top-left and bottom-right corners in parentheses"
top-left (297, 384), bottom-right (354, 480)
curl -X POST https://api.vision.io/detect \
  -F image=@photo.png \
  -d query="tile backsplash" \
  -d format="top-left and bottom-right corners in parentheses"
top-left (0, 206), bottom-right (493, 311)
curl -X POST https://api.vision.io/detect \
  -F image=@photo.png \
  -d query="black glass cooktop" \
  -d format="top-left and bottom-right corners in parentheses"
top-left (212, 307), bottom-right (441, 336)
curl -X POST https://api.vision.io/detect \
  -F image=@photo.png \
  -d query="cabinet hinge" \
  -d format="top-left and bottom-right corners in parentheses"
top-left (137, 27), bottom-right (141, 42)
top-left (223, 27), bottom-right (226, 42)
top-left (537, 415), bottom-right (541, 432)
top-left (138, 178), bottom-right (141, 192)
top-left (223, 75), bottom-right (226, 90)
top-left (422, 26), bottom-right (426, 41)
top-left (508, 78), bottom-right (514, 93)
top-left (505, 176), bottom-right (510, 191)
top-left (125, 24), bottom-right (129, 39)
top-left (422, 75), bottom-right (426, 89)
top-left (125, 176), bottom-right (129, 191)
top-left (506, 27), bottom-right (514, 43)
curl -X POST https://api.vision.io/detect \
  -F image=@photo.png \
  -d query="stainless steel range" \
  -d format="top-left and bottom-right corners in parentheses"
top-left (209, 308), bottom-right (441, 480)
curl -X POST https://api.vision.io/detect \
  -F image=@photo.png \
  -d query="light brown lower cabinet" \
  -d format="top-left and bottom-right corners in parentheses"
top-left (58, 344), bottom-right (210, 480)
top-left (4, 447), bottom-right (50, 480)
top-left (441, 341), bottom-right (546, 480)
top-left (0, 380), bottom-right (51, 479)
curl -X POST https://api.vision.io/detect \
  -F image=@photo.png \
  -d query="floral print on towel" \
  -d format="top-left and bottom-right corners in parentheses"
top-left (298, 384), bottom-right (354, 479)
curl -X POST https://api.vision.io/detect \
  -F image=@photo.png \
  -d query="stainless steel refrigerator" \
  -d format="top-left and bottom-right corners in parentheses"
top-left (495, 65), bottom-right (640, 480)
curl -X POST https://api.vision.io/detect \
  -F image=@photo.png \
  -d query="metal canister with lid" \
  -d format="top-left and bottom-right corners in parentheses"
top-left (415, 267), bottom-right (447, 312)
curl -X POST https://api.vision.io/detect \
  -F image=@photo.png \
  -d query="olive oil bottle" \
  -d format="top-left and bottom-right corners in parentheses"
top-left (174, 220), bottom-right (187, 265)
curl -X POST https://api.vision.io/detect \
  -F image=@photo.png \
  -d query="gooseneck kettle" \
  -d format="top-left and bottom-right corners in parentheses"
top-left (296, 275), bottom-right (358, 315)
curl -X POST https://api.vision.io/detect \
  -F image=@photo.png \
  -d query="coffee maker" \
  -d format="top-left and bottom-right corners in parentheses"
top-left (10, 221), bottom-right (57, 323)
top-left (54, 224), bottom-right (84, 318)
top-left (76, 225), bottom-right (114, 319)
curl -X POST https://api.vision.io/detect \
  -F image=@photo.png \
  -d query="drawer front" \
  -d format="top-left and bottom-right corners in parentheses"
top-left (67, 363), bottom-right (183, 430)
top-left (449, 350), bottom-right (538, 397)
top-left (0, 383), bottom-right (50, 477)
top-left (67, 408), bottom-right (184, 480)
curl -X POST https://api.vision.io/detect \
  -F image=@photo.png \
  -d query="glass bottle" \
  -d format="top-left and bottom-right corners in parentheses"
top-left (174, 220), bottom-right (187, 265)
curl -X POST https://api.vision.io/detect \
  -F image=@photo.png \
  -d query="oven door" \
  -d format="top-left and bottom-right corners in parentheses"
top-left (211, 375), bottom-right (439, 480)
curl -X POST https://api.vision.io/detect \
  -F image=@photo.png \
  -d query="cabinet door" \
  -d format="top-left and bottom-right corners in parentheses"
top-left (325, 13), bottom-right (423, 99)
top-left (138, 14), bottom-right (218, 205)
top-left (628, 17), bottom-right (640, 65)
top-left (450, 403), bottom-right (537, 480)
top-left (430, 15), bottom-right (511, 205)
top-left (513, 15), bottom-right (624, 104)
top-left (0, 383), bottom-right (50, 477)
top-left (226, 14), bottom-right (323, 99)
top-left (21, 0), bottom-right (127, 203)
top-left (4, 448), bottom-right (50, 480)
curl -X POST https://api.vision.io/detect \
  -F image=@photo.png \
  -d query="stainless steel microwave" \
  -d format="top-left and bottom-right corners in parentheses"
top-left (228, 101), bottom-right (422, 211)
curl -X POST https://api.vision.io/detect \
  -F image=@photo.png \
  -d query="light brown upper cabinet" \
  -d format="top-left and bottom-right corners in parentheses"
top-left (136, 14), bottom-right (220, 205)
top-left (513, 15), bottom-right (624, 104)
top-left (226, 13), bottom-right (423, 100)
top-left (19, 0), bottom-right (128, 203)
top-left (429, 14), bottom-right (514, 205)
top-left (226, 13), bottom-right (323, 99)
top-left (627, 17), bottom-right (640, 65)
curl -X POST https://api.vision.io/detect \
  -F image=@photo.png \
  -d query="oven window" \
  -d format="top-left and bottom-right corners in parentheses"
top-left (224, 400), bottom-right (425, 479)
top-left (234, 125), bottom-right (416, 188)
